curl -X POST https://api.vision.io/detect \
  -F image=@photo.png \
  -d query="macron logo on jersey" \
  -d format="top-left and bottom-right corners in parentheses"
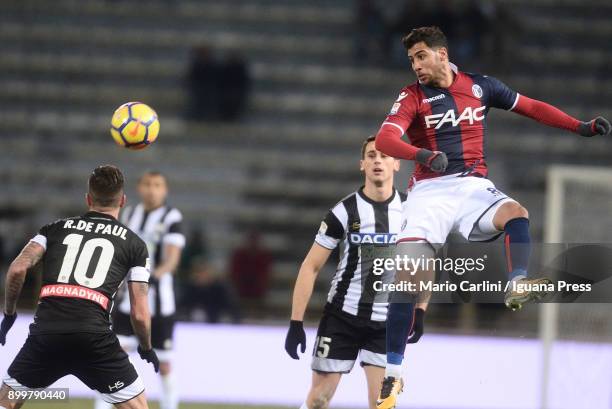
top-left (425, 106), bottom-right (486, 129)
top-left (349, 233), bottom-right (397, 245)
top-left (422, 94), bottom-right (445, 104)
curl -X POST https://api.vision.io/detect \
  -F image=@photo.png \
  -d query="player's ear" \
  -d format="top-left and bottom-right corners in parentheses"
top-left (359, 159), bottom-right (365, 172)
top-left (394, 159), bottom-right (400, 172)
top-left (438, 47), bottom-right (448, 62)
top-left (85, 193), bottom-right (93, 207)
top-left (119, 194), bottom-right (127, 208)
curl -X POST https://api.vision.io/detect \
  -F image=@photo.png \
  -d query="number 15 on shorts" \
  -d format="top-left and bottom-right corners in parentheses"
top-left (313, 336), bottom-right (331, 358)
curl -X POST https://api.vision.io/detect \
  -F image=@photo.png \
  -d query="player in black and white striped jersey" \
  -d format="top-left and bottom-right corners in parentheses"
top-left (285, 136), bottom-right (426, 409)
top-left (95, 171), bottom-right (184, 409)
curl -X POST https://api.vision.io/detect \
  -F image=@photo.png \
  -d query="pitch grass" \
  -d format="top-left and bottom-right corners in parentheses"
top-left (32, 399), bottom-right (295, 409)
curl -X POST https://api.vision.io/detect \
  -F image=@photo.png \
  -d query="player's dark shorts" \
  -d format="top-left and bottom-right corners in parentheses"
top-left (113, 311), bottom-right (174, 353)
top-left (311, 305), bottom-right (386, 373)
top-left (3, 332), bottom-right (144, 404)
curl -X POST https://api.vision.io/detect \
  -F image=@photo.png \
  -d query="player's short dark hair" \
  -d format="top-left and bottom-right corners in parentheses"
top-left (361, 135), bottom-right (376, 159)
top-left (402, 26), bottom-right (448, 51)
top-left (88, 165), bottom-right (124, 207)
top-left (138, 169), bottom-right (166, 183)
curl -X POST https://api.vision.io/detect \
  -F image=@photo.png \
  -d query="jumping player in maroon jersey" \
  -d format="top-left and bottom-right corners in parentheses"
top-left (374, 26), bottom-right (611, 409)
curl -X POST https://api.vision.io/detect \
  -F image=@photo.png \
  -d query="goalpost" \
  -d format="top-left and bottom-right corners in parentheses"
top-left (541, 165), bottom-right (612, 409)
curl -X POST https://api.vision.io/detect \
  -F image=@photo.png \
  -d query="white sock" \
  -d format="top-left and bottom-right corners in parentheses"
top-left (385, 363), bottom-right (402, 379)
top-left (299, 403), bottom-right (309, 409)
top-left (93, 395), bottom-right (112, 409)
top-left (160, 372), bottom-right (178, 409)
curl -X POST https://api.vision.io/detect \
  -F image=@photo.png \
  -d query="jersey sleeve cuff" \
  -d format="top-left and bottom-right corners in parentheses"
top-left (30, 234), bottom-right (47, 250)
top-left (508, 93), bottom-right (520, 111)
top-left (128, 266), bottom-right (150, 282)
top-left (315, 235), bottom-right (338, 250)
top-left (163, 233), bottom-right (186, 249)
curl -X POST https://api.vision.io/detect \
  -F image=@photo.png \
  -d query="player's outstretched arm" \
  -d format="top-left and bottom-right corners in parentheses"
top-left (512, 95), bottom-right (611, 137)
top-left (128, 281), bottom-right (159, 372)
top-left (1, 241), bottom-right (44, 345)
top-left (285, 243), bottom-right (332, 359)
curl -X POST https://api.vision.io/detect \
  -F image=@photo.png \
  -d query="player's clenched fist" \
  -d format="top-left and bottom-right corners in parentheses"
top-left (0, 313), bottom-right (17, 345)
top-left (578, 116), bottom-right (611, 137)
top-left (416, 149), bottom-right (448, 173)
top-left (285, 320), bottom-right (306, 359)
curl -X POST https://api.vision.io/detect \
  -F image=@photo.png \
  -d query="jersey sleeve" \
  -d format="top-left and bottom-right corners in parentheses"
top-left (484, 75), bottom-right (519, 110)
top-left (314, 206), bottom-right (347, 250)
top-left (128, 238), bottom-right (150, 282)
top-left (163, 208), bottom-right (186, 248)
top-left (381, 88), bottom-right (419, 134)
top-left (30, 223), bottom-right (53, 250)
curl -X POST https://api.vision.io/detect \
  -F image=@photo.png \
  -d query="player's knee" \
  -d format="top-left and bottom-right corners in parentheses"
top-left (310, 393), bottom-right (331, 409)
top-left (507, 202), bottom-right (529, 219)
top-left (308, 384), bottom-right (334, 409)
top-left (495, 202), bottom-right (529, 229)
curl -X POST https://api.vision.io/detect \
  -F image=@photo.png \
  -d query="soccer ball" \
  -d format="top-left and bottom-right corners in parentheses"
top-left (110, 102), bottom-right (159, 150)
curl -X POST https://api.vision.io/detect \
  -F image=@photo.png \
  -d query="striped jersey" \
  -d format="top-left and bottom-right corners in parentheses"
top-left (117, 203), bottom-right (185, 317)
top-left (315, 187), bottom-right (406, 321)
top-left (382, 66), bottom-right (518, 181)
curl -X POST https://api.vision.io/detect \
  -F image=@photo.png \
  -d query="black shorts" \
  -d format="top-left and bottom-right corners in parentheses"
top-left (112, 311), bottom-right (175, 351)
top-left (4, 332), bottom-right (143, 404)
top-left (311, 306), bottom-right (386, 373)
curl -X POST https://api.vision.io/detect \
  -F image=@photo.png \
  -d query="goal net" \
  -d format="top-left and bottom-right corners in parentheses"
top-left (540, 165), bottom-right (612, 409)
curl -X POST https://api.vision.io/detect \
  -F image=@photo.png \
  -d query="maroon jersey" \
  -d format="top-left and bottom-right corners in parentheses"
top-left (381, 69), bottom-right (518, 181)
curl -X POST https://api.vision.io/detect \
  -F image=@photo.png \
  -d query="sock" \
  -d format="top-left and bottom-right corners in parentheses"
top-left (504, 217), bottom-right (531, 281)
top-left (385, 363), bottom-right (403, 379)
top-left (385, 302), bottom-right (414, 377)
top-left (93, 396), bottom-right (112, 409)
top-left (160, 372), bottom-right (178, 409)
top-left (299, 403), bottom-right (309, 409)
top-left (0, 405), bottom-right (8, 409)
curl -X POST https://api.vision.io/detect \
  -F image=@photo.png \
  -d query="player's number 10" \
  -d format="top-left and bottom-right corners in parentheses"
top-left (58, 233), bottom-right (115, 289)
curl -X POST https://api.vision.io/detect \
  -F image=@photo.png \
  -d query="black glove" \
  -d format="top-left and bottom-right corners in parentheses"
top-left (416, 149), bottom-right (448, 173)
top-left (407, 308), bottom-right (425, 344)
top-left (284, 320), bottom-right (306, 359)
top-left (137, 345), bottom-right (160, 373)
top-left (577, 116), bottom-right (611, 137)
top-left (0, 313), bottom-right (17, 346)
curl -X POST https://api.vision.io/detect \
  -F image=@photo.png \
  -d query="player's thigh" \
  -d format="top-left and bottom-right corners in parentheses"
top-left (399, 179), bottom-right (459, 245)
top-left (359, 321), bottom-right (386, 369)
top-left (113, 390), bottom-right (148, 409)
top-left (311, 311), bottom-right (360, 374)
top-left (4, 335), bottom-right (67, 390)
top-left (455, 177), bottom-right (516, 241)
top-left (71, 332), bottom-right (145, 405)
top-left (151, 315), bottom-right (175, 364)
top-left (393, 240), bottom-right (436, 303)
